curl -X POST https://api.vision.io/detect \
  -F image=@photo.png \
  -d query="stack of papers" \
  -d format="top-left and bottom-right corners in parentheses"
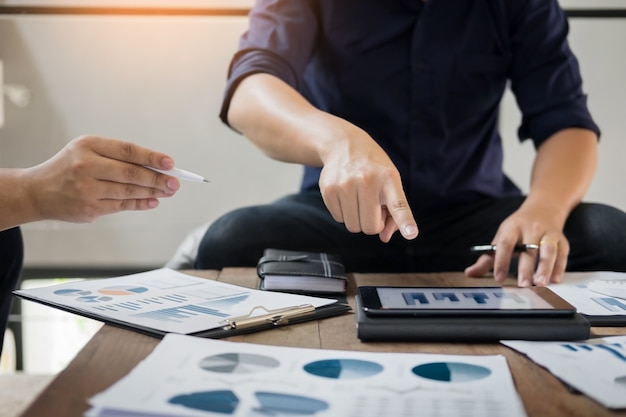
top-left (86, 334), bottom-right (527, 417)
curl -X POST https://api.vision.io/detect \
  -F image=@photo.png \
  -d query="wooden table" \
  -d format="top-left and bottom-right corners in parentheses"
top-left (19, 268), bottom-right (626, 417)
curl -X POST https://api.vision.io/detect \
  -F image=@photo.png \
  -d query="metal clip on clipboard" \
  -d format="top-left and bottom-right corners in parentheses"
top-left (222, 304), bottom-right (316, 330)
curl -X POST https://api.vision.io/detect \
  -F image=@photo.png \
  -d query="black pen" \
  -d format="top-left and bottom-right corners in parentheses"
top-left (470, 243), bottom-right (539, 255)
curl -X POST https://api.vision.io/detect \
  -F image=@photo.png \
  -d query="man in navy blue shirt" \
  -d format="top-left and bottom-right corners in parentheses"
top-left (196, 0), bottom-right (626, 286)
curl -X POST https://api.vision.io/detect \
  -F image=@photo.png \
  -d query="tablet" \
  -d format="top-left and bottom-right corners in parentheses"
top-left (357, 286), bottom-right (577, 317)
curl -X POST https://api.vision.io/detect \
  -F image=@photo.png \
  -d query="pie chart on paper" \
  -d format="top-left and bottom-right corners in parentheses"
top-left (98, 285), bottom-right (149, 296)
top-left (255, 392), bottom-right (329, 415)
top-left (303, 359), bottom-right (384, 379)
top-left (199, 353), bottom-right (281, 374)
top-left (412, 361), bottom-right (492, 382)
top-left (54, 289), bottom-right (92, 297)
top-left (170, 390), bottom-right (239, 414)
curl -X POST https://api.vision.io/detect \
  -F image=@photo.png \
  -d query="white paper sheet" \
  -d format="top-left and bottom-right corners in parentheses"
top-left (548, 271), bottom-right (626, 316)
top-left (503, 336), bottom-right (626, 409)
top-left (14, 268), bottom-right (336, 335)
top-left (85, 334), bottom-right (527, 417)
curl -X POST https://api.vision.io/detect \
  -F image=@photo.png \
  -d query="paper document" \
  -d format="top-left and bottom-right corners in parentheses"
top-left (86, 333), bottom-right (527, 417)
top-left (549, 271), bottom-right (626, 317)
top-left (14, 268), bottom-right (339, 336)
top-left (503, 335), bottom-right (626, 409)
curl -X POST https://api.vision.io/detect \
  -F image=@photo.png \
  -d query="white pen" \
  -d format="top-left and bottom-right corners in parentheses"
top-left (145, 166), bottom-right (209, 183)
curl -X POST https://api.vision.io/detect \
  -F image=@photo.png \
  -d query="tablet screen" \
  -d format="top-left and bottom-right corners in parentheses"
top-left (358, 286), bottom-right (576, 317)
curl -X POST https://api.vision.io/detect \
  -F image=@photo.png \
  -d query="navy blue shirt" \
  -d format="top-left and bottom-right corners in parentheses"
top-left (220, 0), bottom-right (600, 215)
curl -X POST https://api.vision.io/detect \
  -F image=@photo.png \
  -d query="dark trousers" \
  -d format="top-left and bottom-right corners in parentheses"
top-left (0, 227), bottom-right (23, 355)
top-left (195, 190), bottom-right (626, 274)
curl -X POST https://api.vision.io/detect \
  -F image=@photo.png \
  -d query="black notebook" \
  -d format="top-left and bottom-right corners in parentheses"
top-left (355, 296), bottom-right (591, 342)
top-left (257, 248), bottom-right (347, 294)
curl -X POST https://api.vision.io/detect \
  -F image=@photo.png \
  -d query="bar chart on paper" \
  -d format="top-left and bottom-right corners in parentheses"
top-left (560, 341), bottom-right (626, 362)
top-left (504, 335), bottom-right (626, 409)
top-left (593, 297), bottom-right (626, 313)
top-left (14, 269), bottom-right (337, 336)
top-left (24, 270), bottom-right (252, 333)
top-left (548, 272), bottom-right (626, 319)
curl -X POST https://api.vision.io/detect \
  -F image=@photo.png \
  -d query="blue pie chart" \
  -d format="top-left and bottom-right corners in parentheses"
top-left (303, 358), bottom-right (383, 379)
top-left (170, 390), bottom-right (238, 414)
top-left (54, 289), bottom-right (91, 297)
top-left (412, 362), bottom-right (491, 382)
top-left (75, 295), bottom-right (113, 303)
top-left (255, 392), bottom-right (329, 415)
top-left (168, 390), bottom-right (329, 415)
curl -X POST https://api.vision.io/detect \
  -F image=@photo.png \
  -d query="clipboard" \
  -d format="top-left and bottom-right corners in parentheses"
top-left (193, 302), bottom-right (351, 338)
top-left (222, 304), bottom-right (317, 330)
top-left (13, 292), bottom-right (351, 339)
top-left (13, 268), bottom-right (352, 340)
top-left (70, 302), bottom-right (351, 339)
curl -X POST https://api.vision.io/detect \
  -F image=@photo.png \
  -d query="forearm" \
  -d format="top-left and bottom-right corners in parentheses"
top-left (228, 73), bottom-right (364, 167)
top-left (522, 128), bottom-right (598, 226)
top-left (228, 72), bottom-right (418, 241)
top-left (0, 168), bottom-right (41, 231)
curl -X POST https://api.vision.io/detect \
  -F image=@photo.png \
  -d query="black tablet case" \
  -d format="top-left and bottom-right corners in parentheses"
top-left (355, 296), bottom-right (591, 342)
top-left (582, 314), bottom-right (626, 327)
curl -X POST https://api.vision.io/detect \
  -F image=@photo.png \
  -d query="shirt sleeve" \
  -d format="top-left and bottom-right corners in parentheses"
top-left (219, 0), bottom-right (320, 126)
top-left (507, 0), bottom-right (601, 146)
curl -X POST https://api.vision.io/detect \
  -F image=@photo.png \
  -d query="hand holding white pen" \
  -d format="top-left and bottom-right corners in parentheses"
top-left (145, 166), bottom-right (209, 183)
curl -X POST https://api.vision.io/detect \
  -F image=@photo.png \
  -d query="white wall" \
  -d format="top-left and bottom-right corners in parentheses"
top-left (499, 17), bottom-right (626, 213)
top-left (559, 0), bottom-right (625, 8)
top-left (0, 14), bottom-right (301, 268)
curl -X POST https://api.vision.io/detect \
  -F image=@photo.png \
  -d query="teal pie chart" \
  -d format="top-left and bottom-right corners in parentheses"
top-left (169, 390), bottom-right (329, 415)
top-left (254, 392), bottom-right (329, 415)
top-left (170, 390), bottom-right (239, 414)
top-left (303, 358), bottom-right (383, 379)
top-left (412, 362), bottom-right (491, 382)
top-left (54, 289), bottom-right (91, 296)
top-left (53, 288), bottom-right (113, 303)
top-left (75, 295), bottom-right (113, 303)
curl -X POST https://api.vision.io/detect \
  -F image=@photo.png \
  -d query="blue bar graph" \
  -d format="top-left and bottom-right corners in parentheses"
top-left (133, 304), bottom-right (229, 323)
top-left (433, 292), bottom-right (460, 302)
top-left (91, 293), bottom-right (250, 321)
top-left (462, 292), bottom-right (490, 304)
top-left (402, 292), bottom-right (429, 305)
top-left (159, 294), bottom-right (188, 303)
top-left (560, 342), bottom-right (626, 362)
top-left (594, 297), bottom-right (626, 312)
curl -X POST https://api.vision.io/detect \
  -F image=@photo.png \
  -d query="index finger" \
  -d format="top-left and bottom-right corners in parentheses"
top-left (82, 135), bottom-right (175, 170)
top-left (381, 181), bottom-right (418, 240)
